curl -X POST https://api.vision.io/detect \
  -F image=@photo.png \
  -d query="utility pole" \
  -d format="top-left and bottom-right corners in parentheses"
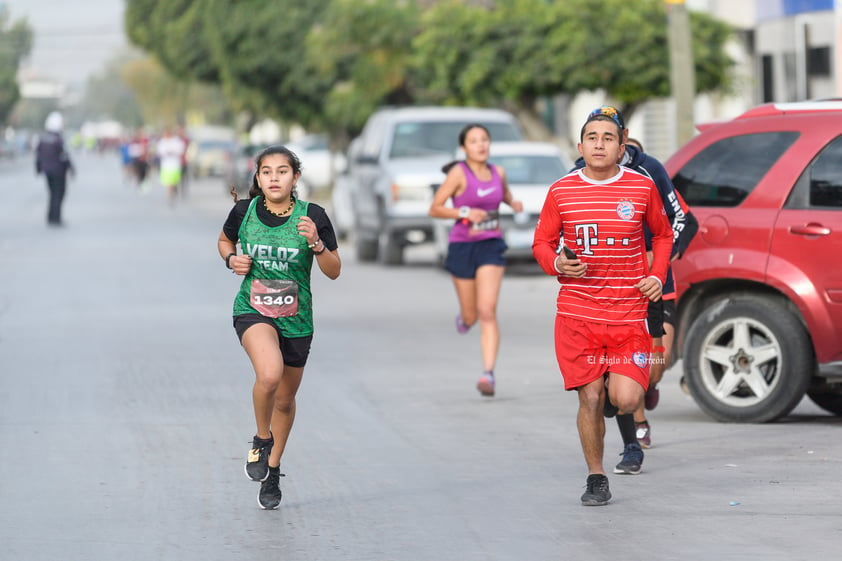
top-left (666, 0), bottom-right (696, 147)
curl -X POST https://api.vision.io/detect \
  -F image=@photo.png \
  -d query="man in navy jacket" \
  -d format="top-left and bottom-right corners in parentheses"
top-left (36, 111), bottom-right (75, 226)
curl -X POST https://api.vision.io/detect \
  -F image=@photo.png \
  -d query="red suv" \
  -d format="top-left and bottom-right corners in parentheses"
top-left (665, 101), bottom-right (842, 422)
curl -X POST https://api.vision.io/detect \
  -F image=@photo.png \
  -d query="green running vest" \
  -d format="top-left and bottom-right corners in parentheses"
top-left (233, 197), bottom-right (315, 337)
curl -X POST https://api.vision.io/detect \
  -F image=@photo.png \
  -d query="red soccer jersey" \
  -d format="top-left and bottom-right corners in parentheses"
top-left (533, 167), bottom-right (673, 324)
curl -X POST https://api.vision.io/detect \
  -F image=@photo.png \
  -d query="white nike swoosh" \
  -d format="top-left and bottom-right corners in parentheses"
top-left (477, 187), bottom-right (496, 197)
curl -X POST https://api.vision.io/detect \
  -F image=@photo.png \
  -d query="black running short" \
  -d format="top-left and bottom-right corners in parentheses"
top-left (233, 313), bottom-right (313, 368)
top-left (663, 299), bottom-right (677, 327)
top-left (647, 299), bottom-right (665, 338)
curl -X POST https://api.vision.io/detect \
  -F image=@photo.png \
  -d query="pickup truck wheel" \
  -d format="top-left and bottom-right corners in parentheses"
top-left (683, 294), bottom-right (812, 423)
top-left (807, 387), bottom-right (842, 416)
top-left (355, 235), bottom-right (378, 262)
top-left (378, 231), bottom-right (404, 265)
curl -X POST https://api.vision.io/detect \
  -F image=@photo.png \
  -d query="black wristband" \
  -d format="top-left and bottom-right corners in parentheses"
top-left (225, 252), bottom-right (236, 269)
top-left (313, 243), bottom-right (327, 255)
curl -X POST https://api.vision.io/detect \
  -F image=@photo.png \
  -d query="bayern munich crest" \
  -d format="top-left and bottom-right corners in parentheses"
top-left (616, 200), bottom-right (635, 220)
top-left (632, 351), bottom-right (648, 367)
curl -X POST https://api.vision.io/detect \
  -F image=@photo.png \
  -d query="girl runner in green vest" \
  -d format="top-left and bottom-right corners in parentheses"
top-left (218, 145), bottom-right (341, 509)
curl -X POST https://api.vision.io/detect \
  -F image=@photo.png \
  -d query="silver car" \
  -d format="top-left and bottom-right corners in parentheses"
top-left (340, 106), bottom-right (524, 265)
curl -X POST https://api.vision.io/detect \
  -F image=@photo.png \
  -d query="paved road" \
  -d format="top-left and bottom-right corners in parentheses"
top-left (1, 151), bottom-right (840, 561)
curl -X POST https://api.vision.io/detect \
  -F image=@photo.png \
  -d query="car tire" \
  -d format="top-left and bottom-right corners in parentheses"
top-left (806, 386), bottom-right (842, 416)
top-left (355, 234), bottom-right (378, 262)
top-left (378, 231), bottom-right (404, 266)
top-left (683, 294), bottom-right (813, 423)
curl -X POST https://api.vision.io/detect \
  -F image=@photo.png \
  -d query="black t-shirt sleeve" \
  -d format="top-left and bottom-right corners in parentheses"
top-left (223, 198), bottom-right (338, 252)
top-left (222, 199), bottom-right (251, 242)
top-left (308, 203), bottom-right (338, 252)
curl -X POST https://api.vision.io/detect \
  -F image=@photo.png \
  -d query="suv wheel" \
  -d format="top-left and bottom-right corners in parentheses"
top-left (683, 294), bottom-right (813, 423)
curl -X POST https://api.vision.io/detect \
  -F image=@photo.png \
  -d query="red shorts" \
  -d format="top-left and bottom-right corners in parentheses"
top-left (554, 315), bottom-right (652, 391)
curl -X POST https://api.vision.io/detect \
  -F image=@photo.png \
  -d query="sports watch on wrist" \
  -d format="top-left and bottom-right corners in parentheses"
top-left (458, 206), bottom-right (470, 219)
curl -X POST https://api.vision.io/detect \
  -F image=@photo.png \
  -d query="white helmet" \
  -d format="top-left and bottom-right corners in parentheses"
top-left (45, 111), bottom-right (63, 133)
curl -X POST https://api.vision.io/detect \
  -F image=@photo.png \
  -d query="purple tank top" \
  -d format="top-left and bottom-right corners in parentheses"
top-left (449, 161), bottom-right (504, 243)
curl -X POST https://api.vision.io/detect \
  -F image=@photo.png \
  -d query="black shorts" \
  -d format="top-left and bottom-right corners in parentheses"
top-left (663, 299), bottom-right (677, 327)
top-left (132, 160), bottom-right (148, 180)
top-left (445, 238), bottom-right (507, 279)
top-left (233, 314), bottom-right (312, 368)
top-left (647, 299), bottom-right (665, 338)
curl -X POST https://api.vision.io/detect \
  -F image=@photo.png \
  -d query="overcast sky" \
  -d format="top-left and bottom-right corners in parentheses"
top-left (3, 0), bottom-right (128, 88)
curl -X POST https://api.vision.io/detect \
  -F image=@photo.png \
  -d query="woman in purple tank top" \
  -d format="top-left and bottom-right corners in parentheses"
top-left (429, 124), bottom-right (523, 397)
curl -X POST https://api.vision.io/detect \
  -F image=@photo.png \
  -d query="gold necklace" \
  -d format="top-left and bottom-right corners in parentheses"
top-left (263, 195), bottom-right (294, 217)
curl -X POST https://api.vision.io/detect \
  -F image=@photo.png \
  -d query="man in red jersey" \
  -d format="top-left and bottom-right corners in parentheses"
top-left (532, 111), bottom-right (673, 506)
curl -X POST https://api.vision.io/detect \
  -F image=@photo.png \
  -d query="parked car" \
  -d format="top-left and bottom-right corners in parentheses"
top-left (187, 138), bottom-right (236, 178)
top-left (432, 141), bottom-right (571, 264)
top-left (226, 143), bottom-right (268, 197)
top-left (665, 100), bottom-right (842, 423)
top-left (285, 134), bottom-right (346, 195)
top-left (342, 106), bottom-right (524, 264)
top-left (330, 140), bottom-right (358, 240)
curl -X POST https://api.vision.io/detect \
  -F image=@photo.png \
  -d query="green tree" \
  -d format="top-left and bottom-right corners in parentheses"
top-left (119, 55), bottom-right (233, 127)
top-left (125, 0), bottom-right (219, 84)
top-left (411, 0), bottom-right (734, 131)
top-left (201, 0), bottom-right (333, 129)
top-left (306, 0), bottom-right (420, 134)
top-left (125, 0), bottom-right (337, 130)
top-left (0, 9), bottom-right (33, 125)
top-left (124, 0), bottom-right (735, 140)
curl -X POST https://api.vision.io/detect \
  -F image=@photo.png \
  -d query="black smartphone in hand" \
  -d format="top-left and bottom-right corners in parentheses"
top-left (562, 245), bottom-right (577, 260)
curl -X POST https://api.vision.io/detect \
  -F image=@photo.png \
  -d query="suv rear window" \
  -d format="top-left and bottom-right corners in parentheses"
top-left (490, 155), bottom-right (567, 184)
top-left (389, 121), bottom-right (521, 159)
top-left (672, 132), bottom-right (799, 207)
top-left (806, 136), bottom-right (842, 208)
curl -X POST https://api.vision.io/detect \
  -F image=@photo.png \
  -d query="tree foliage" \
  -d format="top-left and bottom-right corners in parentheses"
top-left (306, 0), bottom-right (420, 133)
top-left (124, 0), bottom-right (735, 137)
top-left (412, 0), bottom-right (734, 121)
top-left (125, 0), bottom-right (218, 83)
top-left (203, 0), bottom-right (334, 129)
top-left (119, 55), bottom-right (233, 127)
top-left (0, 10), bottom-right (33, 125)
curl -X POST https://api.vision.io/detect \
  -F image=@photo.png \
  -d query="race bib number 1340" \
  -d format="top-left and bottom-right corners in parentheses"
top-left (250, 279), bottom-right (299, 318)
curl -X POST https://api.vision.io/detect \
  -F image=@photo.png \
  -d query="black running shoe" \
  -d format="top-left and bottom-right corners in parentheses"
top-left (581, 474), bottom-right (611, 506)
top-left (614, 442), bottom-right (644, 475)
top-left (257, 467), bottom-right (284, 510)
top-left (245, 434), bottom-right (274, 482)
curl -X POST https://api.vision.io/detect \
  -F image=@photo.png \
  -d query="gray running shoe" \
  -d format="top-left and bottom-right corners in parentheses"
top-left (581, 474), bottom-right (611, 506)
top-left (257, 468), bottom-right (284, 510)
